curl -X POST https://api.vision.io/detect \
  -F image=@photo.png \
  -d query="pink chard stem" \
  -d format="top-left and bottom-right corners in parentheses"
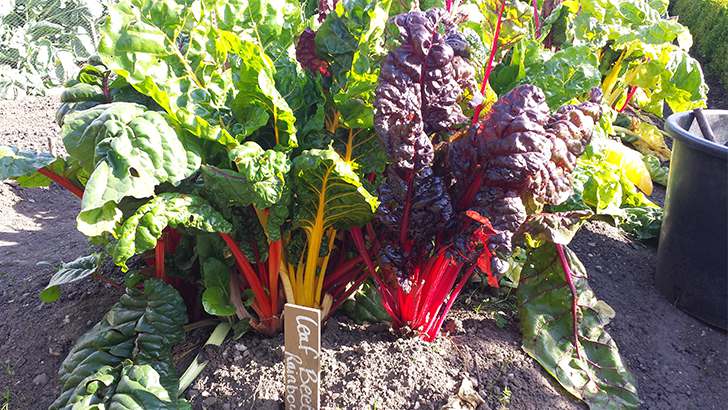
top-left (618, 85), bottom-right (639, 113)
top-left (555, 244), bottom-right (581, 359)
top-left (471, 0), bottom-right (507, 125)
top-left (532, 0), bottom-right (541, 37)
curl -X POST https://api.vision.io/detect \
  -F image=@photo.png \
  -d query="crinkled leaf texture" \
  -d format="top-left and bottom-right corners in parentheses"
top-left (201, 142), bottom-right (290, 211)
top-left (449, 85), bottom-right (601, 260)
top-left (372, 8), bottom-right (479, 280)
top-left (316, 0), bottom-right (394, 129)
top-left (113, 193), bottom-right (233, 271)
top-left (61, 102), bottom-right (202, 237)
top-left (518, 244), bottom-right (640, 409)
top-left (231, 40), bottom-right (298, 148)
top-left (50, 279), bottom-right (189, 410)
top-left (215, 0), bottom-right (303, 59)
top-left (516, 211), bottom-right (593, 248)
top-left (296, 28), bottom-right (329, 76)
top-left (374, 8), bottom-right (479, 170)
top-left (620, 207), bottom-right (663, 241)
top-left (99, 0), bottom-right (241, 145)
top-left (40, 253), bottom-right (101, 303)
top-left (291, 147), bottom-right (379, 231)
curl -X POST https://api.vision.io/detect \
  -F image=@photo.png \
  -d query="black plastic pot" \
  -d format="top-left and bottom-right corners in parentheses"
top-left (658, 110), bottom-right (728, 329)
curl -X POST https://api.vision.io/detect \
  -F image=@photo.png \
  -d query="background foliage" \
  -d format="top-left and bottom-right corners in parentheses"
top-left (0, 0), bottom-right (104, 99)
top-left (672, 0), bottom-right (728, 88)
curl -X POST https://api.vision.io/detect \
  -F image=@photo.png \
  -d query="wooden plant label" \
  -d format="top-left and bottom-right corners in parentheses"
top-left (283, 303), bottom-right (321, 410)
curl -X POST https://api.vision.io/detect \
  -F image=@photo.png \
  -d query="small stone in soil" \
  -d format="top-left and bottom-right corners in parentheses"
top-left (202, 396), bottom-right (217, 406)
top-left (32, 373), bottom-right (48, 385)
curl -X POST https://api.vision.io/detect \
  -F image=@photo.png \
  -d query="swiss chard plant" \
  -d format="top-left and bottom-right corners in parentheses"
top-left (0, 1), bottom-right (710, 408)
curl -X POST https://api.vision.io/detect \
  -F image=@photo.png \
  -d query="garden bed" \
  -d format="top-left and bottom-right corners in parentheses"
top-left (1, 96), bottom-right (725, 410)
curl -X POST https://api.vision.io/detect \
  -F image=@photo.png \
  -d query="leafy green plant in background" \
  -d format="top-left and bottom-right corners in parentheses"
top-left (0, 0), bottom-right (104, 99)
top-left (672, 0), bottom-right (728, 89)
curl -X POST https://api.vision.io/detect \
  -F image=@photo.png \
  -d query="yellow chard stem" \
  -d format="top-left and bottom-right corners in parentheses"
top-left (344, 129), bottom-right (354, 162)
top-left (254, 208), bottom-right (269, 237)
top-left (602, 50), bottom-right (626, 102)
top-left (295, 250), bottom-right (305, 304)
top-left (273, 105), bottom-right (280, 146)
top-left (302, 168), bottom-right (332, 307)
top-left (315, 228), bottom-right (337, 306)
top-left (279, 265), bottom-right (296, 305)
top-left (326, 111), bottom-right (339, 133)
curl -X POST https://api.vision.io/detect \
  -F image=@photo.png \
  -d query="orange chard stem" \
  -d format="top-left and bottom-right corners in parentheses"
top-left (155, 233), bottom-right (166, 280)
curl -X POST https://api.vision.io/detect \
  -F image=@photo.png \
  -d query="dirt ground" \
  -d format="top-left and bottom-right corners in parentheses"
top-left (0, 91), bottom-right (726, 410)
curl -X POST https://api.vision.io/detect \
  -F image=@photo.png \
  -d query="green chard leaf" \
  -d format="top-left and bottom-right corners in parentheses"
top-left (60, 82), bottom-right (106, 104)
top-left (40, 253), bottom-right (101, 303)
top-left (642, 154), bottom-right (668, 186)
top-left (201, 142), bottom-right (290, 211)
top-left (0, 145), bottom-right (59, 187)
top-left (331, 127), bottom-right (387, 179)
top-left (60, 103), bottom-right (202, 237)
top-left (526, 45), bottom-right (602, 109)
top-left (620, 207), bottom-right (662, 241)
top-left (50, 279), bottom-right (189, 410)
top-left (291, 147), bottom-right (379, 232)
top-left (215, 0), bottom-right (303, 58)
top-left (113, 193), bottom-right (232, 271)
top-left (342, 280), bottom-right (390, 324)
top-left (201, 258), bottom-right (236, 317)
top-left (230, 40), bottom-right (298, 148)
top-left (518, 244), bottom-right (640, 409)
top-left (516, 211), bottom-right (594, 248)
top-left (99, 0), bottom-right (241, 145)
top-left (316, 0), bottom-right (392, 129)
top-left (274, 54), bottom-right (326, 140)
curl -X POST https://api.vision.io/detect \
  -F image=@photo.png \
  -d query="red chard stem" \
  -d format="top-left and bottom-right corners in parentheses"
top-left (425, 262), bottom-right (472, 341)
top-left (219, 232), bottom-right (272, 319)
top-left (618, 86), bottom-right (638, 113)
top-left (38, 167), bottom-right (84, 199)
top-left (555, 244), bottom-right (581, 359)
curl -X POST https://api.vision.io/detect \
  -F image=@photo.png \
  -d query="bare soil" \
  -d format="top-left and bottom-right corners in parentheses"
top-left (0, 97), bottom-right (726, 410)
top-left (706, 68), bottom-right (728, 110)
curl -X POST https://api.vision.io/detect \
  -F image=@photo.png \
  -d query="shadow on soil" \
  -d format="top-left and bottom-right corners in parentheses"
top-left (0, 183), bottom-right (119, 410)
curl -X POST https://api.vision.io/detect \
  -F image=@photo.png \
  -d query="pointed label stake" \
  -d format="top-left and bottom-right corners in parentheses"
top-left (284, 303), bottom-right (321, 410)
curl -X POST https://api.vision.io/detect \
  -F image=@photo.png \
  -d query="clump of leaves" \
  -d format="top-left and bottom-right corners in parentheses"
top-left (362, 4), bottom-right (603, 342)
top-left (50, 279), bottom-right (189, 409)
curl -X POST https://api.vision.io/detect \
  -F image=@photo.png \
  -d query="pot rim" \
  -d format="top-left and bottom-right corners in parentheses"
top-left (665, 110), bottom-right (728, 159)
